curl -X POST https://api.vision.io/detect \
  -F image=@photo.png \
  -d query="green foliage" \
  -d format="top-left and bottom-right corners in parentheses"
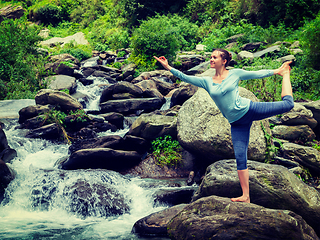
top-left (40, 108), bottom-right (89, 143)
top-left (238, 58), bottom-right (284, 102)
top-left (261, 122), bottom-right (279, 163)
top-left (299, 12), bottom-right (320, 70)
top-left (130, 14), bottom-right (199, 68)
top-left (35, 4), bottom-right (64, 26)
top-left (116, 0), bottom-right (187, 27)
top-left (0, 18), bottom-right (44, 100)
top-left (151, 135), bottom-right (183, 167)
top-left (70, 0), bottom-right (106, 27)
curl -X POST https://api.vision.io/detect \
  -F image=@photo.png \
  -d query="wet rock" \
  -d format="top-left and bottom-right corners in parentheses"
top-left (168, 195), bottom-right (319, 240)
top-left (177, 87), bottom-right (271, 164)
top-left (18, 104), bottom-right (53, 123)
top-left (132, 204), bottom-right (186, 238)
top-left (153, 187), bottom-right (197, 206)
top-left (0, 129), bottom-right (17, 163)
top-left (64, 179), bottom-right (130, 218)
top-left (25, 123), bottom-right (60, 140)
top-left (99, 112), bottom-right (124, 129)
top-left (281, 142), bottom-right (320, 174)
top-left (61, 148), bottom-right (142, 171)
top-left (0, 159), bottom-right (15, 203)
top-left (31, 169), bottom-right (130, 218)
top-left (99, 97), bottom-right (165, 115)
top-left (192, 160), bottom-right (320, 236)
top-left (35, 89), bottom-right (83, 113)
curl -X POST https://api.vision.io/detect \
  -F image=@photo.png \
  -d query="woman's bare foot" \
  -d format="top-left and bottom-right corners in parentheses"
top-left (231, 195), bottom-right (250, 203)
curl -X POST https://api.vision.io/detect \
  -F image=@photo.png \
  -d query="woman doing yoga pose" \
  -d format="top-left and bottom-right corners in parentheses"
top-left (154, 49), bottom-right (294, 203)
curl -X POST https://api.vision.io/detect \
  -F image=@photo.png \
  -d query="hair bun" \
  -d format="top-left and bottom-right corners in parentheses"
top-left (229, 52), bottom-right (232, 58)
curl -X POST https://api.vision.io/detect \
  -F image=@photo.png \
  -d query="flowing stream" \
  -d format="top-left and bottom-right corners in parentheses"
top-left (0, 75), bottom-right (176, 240)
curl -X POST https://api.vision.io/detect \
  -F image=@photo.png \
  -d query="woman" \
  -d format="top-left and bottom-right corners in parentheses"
top-left (154, 49), bottom-right (294, 203)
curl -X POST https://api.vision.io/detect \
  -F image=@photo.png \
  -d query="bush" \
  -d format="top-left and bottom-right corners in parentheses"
top-left (130, 15), bottom-right (188, 68)
top-left (299, 13), bottom-right (320, 70)
top-left (36, 4), bottom-right (63, 26)
top-left (0, 18), bottom-right (44, 100)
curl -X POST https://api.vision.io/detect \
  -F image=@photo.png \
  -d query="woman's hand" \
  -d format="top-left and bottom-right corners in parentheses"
top-left (274, 61), bottom-right (292, 76)
top-left (153, 56), bottom-right (172, 71)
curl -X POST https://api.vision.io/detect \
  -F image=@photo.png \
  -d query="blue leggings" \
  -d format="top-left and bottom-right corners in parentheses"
top-left (230, 95), bottom-right (294, 170)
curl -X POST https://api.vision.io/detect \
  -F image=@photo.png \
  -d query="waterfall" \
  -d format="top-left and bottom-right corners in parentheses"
top-left (0, 122), bottom-right (172, 239)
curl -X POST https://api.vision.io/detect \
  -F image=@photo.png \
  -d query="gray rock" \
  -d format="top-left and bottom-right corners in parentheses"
top-left (0, 159), bottom-right (15, 203)
top-left (237, 50), bottom-right (254, 61)
top-left (35, 89), bottom-right (83, 113)
top-left (40, 32), bottom-right (89, 48)
top-left (191, 160), bottom-right (320, 236)
top-left (177, 87), bottom-right (270, 163)
top-left (168, 195), bottom-right (319, 240)
top-left (271, 125), bottom-right (316, 142)
top-left (47, 75), bottom-right (76, 92)
top-left (128, 112), bottom-right (177, 140)
top-left (253, 45), bottom-right (281, 58)
top-left (282, 142), bottom-right (320, 173)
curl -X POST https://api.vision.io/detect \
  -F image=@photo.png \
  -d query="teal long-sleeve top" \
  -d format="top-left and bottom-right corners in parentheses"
top-left (170, 68), bottom-right (274, 123)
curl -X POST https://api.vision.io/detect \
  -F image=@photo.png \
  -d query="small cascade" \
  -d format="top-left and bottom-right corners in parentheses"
top-left (0, 122), bottom-right (171, 239)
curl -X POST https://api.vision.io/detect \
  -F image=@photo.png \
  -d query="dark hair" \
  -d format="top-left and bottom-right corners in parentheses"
top-left (214, 48), bottom-right (232, 67)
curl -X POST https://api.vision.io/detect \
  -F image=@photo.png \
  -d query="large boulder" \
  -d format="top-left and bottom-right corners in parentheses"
top-left (192, 160), bottom-right (320, 236)
top-left (168, 195), bottom-right (319, 240)
top-left (177, 87), bottom-right (271, 164)
top-left (132, 204), bottom-right (187, 238)
top-left (301, 100), bottom-right (320, 136)
top-left (128, 112), bottom-right (177, 140)
top-left (281, 142), bottom-right (320, 174)
top-left (35, 89), bottom-right (83, 113)
top-left (61, 148), bottom-right (142, 171)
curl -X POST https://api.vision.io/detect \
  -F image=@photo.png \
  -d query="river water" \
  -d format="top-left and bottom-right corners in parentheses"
top-left (0, 75), bottom-right (175, 239)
